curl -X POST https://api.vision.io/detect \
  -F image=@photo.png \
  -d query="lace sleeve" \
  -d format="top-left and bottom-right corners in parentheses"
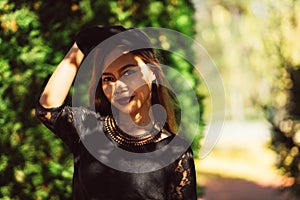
top-left (169, 147), bottom-right (197, 200)
top-left (35, 102), bottom-right (80, 153)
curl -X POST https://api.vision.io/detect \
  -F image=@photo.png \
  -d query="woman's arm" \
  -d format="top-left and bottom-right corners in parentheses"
top-left (39, 43), bottom-right (84, 108)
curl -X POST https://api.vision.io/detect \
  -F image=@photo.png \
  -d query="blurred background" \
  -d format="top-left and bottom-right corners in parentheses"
top-left (1, 0), bottom-right (300, 199)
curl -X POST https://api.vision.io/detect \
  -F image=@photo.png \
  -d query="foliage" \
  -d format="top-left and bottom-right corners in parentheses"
top-left (260, 0), bottom-right (300, 198)
top-left (196, 0), bottom-right (300, 198)
top-left (0, 0), bottom-right (203, 199)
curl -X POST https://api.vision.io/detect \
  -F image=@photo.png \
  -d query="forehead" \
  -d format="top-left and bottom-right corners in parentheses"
top-left (103, 52), bottom-right (146, 74)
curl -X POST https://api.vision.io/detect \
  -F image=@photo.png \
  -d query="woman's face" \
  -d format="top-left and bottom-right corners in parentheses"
top-left (101, 53), bottom-right (156, 116)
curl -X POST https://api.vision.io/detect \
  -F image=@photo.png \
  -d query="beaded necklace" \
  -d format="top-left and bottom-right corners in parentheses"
top-left (103, 115), bottom-right (161, 146)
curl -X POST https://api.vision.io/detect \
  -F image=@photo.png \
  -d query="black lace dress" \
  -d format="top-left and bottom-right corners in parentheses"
top-left (35, 103), bottom-right (197, 200)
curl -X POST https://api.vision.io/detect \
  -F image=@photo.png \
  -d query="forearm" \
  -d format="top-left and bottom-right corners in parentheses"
top-left (39, 43), bottom-right (84, 108)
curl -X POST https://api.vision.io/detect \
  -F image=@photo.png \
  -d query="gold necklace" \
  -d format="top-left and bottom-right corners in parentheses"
top-left (103, 115), bottom-right (161, 146)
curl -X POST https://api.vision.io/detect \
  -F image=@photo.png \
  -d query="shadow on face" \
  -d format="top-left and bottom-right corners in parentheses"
top-left (101, 52), bottom-right (156, 118)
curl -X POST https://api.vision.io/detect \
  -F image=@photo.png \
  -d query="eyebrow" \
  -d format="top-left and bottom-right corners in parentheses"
top-left (102, 64), bottom-right (137, 76)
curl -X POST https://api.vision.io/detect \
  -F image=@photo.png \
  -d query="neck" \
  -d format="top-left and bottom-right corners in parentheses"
top-left (119, 96), bottom-right (153, 126)
top-left (116, 107), bottom-right (157, 137)
top-left (118, 110), bottom-right (153, 128)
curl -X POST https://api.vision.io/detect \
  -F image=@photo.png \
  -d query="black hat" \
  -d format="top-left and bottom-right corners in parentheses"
top-left (75, 25), bottom-right (152, 56)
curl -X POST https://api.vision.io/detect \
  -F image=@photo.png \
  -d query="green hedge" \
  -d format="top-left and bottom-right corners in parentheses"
top-left (0, 0), bottom-right (204, 199)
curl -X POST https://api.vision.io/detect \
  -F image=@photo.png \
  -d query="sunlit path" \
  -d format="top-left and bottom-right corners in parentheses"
top-left (196, 120), bottom-right (289, 199)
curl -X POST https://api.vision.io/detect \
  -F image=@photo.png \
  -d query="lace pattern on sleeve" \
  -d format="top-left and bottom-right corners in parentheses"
top-left (170, 148), bottom-right (197, 200)
top-left (35, 103), bottom-right (80, 153)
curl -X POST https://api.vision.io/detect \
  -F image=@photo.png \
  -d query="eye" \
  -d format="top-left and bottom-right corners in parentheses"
top-left (102, 76), bottom-right (115, 82)
top-left (123, 69), bottom-right (136, 76)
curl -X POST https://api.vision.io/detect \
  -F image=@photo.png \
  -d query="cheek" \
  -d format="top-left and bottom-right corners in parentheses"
top-left (135, 84), bottom-right (152, 99)
top-left (126, 77), bottom-right (149, 92)
top-left (102, 85), bottom-right (113, 101)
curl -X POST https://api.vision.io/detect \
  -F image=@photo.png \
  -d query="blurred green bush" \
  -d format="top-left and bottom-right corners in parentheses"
top-left (0, 0), bottom-right (204, 199)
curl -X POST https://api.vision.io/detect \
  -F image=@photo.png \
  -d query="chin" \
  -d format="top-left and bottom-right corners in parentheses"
top-left (119, 108), bottom-right (136, 115)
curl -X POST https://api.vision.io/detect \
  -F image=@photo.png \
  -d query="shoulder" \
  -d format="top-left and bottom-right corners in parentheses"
top-left (69, 106), bottom-right (102, 126)
top-left (157, 129), bottom-right (194, 160)
top-left (155, 128), bottom-right (192, 151)
top-left (70, 106), bottom-right (99, 118)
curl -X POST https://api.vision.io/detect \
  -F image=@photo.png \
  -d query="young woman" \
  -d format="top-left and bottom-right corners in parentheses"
top-left (36, 25), bottom-right (197, 200)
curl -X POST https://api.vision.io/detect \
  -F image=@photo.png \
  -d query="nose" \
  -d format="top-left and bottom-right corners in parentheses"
top-left (114, 79), bottom-right (128, 94)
